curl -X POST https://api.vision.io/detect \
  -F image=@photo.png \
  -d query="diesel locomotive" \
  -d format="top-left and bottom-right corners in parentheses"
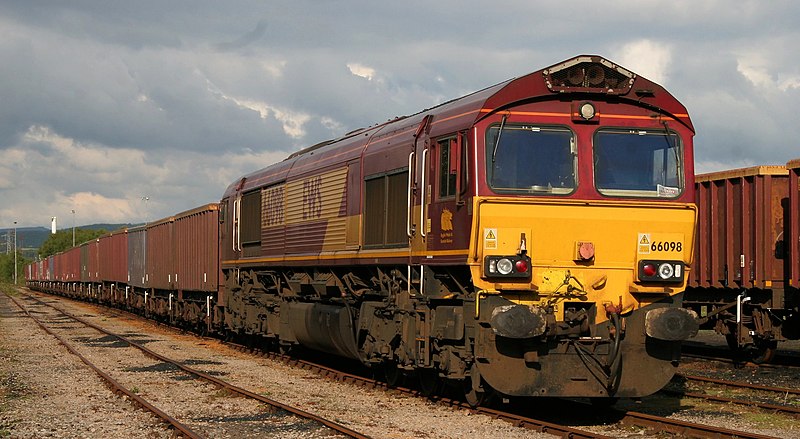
top-left (218, 54), bottom-right (698, 404)
top-left (28, 55), bottom-right (700, 405)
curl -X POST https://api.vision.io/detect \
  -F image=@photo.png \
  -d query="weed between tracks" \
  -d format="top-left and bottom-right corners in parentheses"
top-left (742, 412), bottom-right (800, 430)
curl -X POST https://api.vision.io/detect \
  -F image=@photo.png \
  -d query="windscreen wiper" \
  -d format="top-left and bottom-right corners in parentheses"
top-left (491, 114), bottom-right (508, 164)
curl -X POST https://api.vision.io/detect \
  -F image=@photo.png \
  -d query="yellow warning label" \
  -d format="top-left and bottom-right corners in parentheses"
top-left (638, 233), bottom-right (651, 254)
top-left (484, 228), bottom-right (497, 249)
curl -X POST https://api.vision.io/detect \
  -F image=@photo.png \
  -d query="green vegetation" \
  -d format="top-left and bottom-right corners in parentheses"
top-left (0, 253), bottom-right (30, 284)
top-left (38, 229), bottom-right (107, 259)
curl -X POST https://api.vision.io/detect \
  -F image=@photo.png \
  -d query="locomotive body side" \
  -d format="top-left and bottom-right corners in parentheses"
top-left (217, 55), bottom-right (699, 401)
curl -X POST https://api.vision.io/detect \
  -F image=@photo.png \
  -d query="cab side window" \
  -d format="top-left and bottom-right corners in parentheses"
top-left (438, 137), bottom-right (457, 199)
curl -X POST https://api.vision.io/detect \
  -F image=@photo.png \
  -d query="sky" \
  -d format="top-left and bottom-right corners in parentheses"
top-left (1, 1), bottom-right (798, 228)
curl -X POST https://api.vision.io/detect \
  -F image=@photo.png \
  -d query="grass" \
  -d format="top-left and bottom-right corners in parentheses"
top-left (742, 411), bottom-right (800, 430)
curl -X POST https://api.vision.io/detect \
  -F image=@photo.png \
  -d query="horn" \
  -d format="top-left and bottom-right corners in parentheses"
top-left (586, 65), bottom-right (605, 86)
top-left (566, 67), bottom-right (585, 86)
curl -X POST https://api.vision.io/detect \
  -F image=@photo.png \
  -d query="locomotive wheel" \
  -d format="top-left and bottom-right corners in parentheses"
top-left (383, 361), bottom-right (403, 387)
top-left (417, 368), bottom-right (440, 397)
top-left (463, 380), bottom-right (490, 408)
top-left (589, 397), bottom-right (619, 409)
top-left (463, 364), bottom-right (492, 408)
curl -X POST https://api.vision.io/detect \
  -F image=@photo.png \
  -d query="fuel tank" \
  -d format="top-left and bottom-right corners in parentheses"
top-left (285, 302), bottom-right (359, 359)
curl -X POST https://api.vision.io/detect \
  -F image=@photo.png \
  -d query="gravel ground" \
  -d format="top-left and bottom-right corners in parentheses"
top-left (0, 292), bottom-right (173, 438)
top-left (4, 288), bottom-right (800, 438)
top-left (0, 290), bottom-right (557, 439)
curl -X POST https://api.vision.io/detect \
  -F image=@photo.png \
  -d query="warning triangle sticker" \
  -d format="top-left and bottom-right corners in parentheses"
top-left (639, 235), bottom-right (649, 245)
top-left (485, 230), bottom-right (496, 240)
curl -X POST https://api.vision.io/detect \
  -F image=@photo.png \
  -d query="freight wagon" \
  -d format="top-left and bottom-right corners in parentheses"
top-left (686, 161), bottom-right (800, 362)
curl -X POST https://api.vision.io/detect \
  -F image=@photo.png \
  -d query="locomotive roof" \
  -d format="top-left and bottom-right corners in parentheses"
top-left (226, 54), bottom-right (692, 196)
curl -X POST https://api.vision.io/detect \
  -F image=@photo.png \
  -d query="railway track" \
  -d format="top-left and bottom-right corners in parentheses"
top-left (19, 289), bottom-right (788, 439)
top-left (4, 290), bottom-right (368, 439)
top-left (17, 289), bottom-right (610, 439)
top-left (681, 342), bottom-right (800, 369)
top-left (664, 373), bottom-right (800, 417)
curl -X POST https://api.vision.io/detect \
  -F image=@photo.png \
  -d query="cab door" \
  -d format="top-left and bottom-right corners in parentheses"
top-left (427, 133), bottom-right (470, 253)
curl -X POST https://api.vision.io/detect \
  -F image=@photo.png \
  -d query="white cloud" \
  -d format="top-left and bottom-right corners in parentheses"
top-left (233, 98), bottom-right (311, 139)
top-left (347, 63), bottom-right (377, 81)
top-left (614, 39), bottom-right (672, 85)
top-left (737, 52), bottom-right (800, 91)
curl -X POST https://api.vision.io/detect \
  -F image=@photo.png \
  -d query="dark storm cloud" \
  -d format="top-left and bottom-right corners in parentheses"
top-left (215, 20), bottom-right (268, 52)
top-left (1, 0), bottom-right (799, 227)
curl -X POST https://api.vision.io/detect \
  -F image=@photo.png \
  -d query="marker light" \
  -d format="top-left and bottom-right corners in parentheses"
top-left (579, 102), bottom-right (596, 120)
top-left (642, 263), bottom-right (657, 277)
top-left (515, 259), bottom-right (529, 273)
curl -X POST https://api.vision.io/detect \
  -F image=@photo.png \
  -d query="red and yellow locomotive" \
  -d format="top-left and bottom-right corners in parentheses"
top-left (218, 55), bottom-right (699, 403)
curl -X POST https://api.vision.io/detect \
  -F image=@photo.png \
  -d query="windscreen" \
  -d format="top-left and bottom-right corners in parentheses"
top-left (594, 129), bottom-right (683, 198)
top-left (485, 125), bottom-right (576, 195)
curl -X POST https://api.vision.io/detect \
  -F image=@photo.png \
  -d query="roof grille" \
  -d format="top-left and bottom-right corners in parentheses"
top-left (543, 56), bottom-right (635, 95)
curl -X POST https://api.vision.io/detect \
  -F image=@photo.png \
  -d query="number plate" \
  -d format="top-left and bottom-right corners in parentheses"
top-left (638, 233), bottom-right (685, 255)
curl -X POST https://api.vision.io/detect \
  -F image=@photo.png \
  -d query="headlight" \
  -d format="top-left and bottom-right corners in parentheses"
top-left (658, 263), bottom-right (674, 279)
top-left (496, 258), bottom-right (513, 275)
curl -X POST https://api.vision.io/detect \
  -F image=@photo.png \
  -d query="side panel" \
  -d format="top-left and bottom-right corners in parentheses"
top-left (80, 243), bottom-right (89, 282)
top-left (146, 219), bottom-right (174, 290)
top-left (88, 240), bottom-right (100, 282)
top-left (284, 167), bottom-right (348, 254)
top-left (789, 159), bottom-right (800, 288)
top-left (99, 231), bottom-right (128, 283)
top-left (261, 184), bottom-right (286, 256)
top-left (64, 247), bottom-right (80, 282)
top-left (175, 205), bottom-right (219, 293)
top-left (690, 168), bottom-right (789, 289)
top-left (128, 227), bottom-right (147, 288)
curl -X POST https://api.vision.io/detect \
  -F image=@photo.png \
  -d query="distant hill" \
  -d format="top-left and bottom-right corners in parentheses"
top-left (0, 224), bottom-right (137, 250)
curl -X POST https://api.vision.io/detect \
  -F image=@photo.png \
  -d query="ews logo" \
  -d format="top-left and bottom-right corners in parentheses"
top-left (302, 176), bottom-right (322, 219)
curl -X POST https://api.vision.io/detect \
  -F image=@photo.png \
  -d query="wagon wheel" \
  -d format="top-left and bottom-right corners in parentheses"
top-left (417, 368), bottom-right (440, 397)
top-left (724, 332), bottom-right (739, 351)
top-left (744, 339), bottom-right (778, 364)
top-left (726, 333), bottom-right (778, 364)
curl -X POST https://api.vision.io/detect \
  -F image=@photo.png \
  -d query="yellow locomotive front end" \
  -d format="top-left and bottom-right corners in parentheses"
top-left (470, 197), bottom-right (697, 398)
top-left (463, 57), bottom-right (698, 399)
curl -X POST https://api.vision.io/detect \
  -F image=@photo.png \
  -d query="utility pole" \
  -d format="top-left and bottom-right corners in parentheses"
top-left (72, 209), bottom-right (76, 247)
top-left (13, 221), bottom-right (17, 285)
